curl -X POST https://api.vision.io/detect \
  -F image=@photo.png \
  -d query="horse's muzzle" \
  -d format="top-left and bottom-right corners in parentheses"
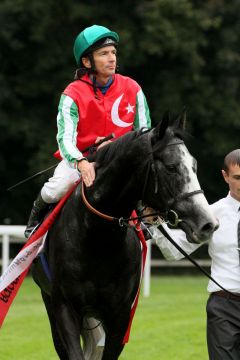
top-left (179, 218), bottom-right (219, 244)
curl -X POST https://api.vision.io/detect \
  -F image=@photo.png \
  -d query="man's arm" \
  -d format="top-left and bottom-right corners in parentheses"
top-left (150, 223), bottom-right (202, 260)
top-left (56, 94), bottom-right (84, 167)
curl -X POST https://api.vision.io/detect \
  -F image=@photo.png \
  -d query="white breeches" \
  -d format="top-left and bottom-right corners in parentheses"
top-left (41, 160), bottom-right (80, 203)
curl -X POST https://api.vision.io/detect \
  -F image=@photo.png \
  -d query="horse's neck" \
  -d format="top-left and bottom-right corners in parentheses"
top-left (89, 166), bottom-right (140, 218)
top-left (89, 134), bottom-right (148, 217)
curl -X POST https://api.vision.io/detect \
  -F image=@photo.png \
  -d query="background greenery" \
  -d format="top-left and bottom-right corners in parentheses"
top-left (1, 0), bottom-right (240, 224)
top-left (0, 276), bottom-right (210, 360)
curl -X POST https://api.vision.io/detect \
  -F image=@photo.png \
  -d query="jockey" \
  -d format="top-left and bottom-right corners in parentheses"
top-left (25, 24), bottom-right (152, 238)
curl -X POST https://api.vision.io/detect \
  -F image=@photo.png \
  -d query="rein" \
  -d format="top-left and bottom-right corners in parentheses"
top-left (81, 181), bottom-right (161, 226)
top-left (81, 180), bottom-right (195, 228)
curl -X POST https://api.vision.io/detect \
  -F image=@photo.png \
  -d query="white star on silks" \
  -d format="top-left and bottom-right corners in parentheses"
top-left (126, 103), bottom-right (135, 114)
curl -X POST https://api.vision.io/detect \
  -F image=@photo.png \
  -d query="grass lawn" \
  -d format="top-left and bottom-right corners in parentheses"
top-left (0, 275), bottom-right (209, 360)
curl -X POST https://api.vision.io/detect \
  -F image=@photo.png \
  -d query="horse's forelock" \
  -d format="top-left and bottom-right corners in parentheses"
top-left (151, 125), bottom-right (185, 154)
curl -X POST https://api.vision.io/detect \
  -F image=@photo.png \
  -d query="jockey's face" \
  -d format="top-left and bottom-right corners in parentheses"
top-left (82, 45), bottom-right (117, 83)
top-left (222, 163), bottom-right (240, 201)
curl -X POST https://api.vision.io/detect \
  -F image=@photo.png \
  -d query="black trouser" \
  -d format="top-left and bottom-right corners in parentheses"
top-left (207, 294), bottom-right (240, 360)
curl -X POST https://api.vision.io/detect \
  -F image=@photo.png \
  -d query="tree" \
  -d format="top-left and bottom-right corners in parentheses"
top-left (1, 0), bottom-right (240, 223)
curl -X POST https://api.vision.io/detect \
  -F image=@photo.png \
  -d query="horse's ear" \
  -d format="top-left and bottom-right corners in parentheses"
top-left (154, 111), bottom-right (170, 140)
top-left (175, 109), bottom-right (187, 130)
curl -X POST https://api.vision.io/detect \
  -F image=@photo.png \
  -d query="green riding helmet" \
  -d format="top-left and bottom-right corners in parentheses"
top-left (73, 25), bottom-right (119, 65)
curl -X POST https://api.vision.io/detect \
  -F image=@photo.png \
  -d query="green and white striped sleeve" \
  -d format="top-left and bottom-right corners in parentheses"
top-left (56, 94), bottom-right (83, 166)
top-left (134, 89), bottom-right (151, 129)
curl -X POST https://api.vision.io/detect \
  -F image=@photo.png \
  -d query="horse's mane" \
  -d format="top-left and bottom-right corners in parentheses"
top-left (94, 128), bottom-right (150, 166)
top-left (91, 114), bottom-right (189, 165)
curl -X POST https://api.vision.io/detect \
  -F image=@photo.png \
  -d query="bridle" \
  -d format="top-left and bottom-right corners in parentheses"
top-left (140, 132), bottom-right (204, 227)
top-left (81, 131), bottom-right (203, 228)
top-left (142, 132), bottom-right (204, 207)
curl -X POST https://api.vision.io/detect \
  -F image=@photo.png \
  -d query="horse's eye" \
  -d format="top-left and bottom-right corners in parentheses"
top-left (165, 164), bottom-right (176, 173)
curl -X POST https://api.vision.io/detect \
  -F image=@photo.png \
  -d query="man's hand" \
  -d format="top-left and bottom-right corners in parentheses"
top-left (77, 160), bottom-right (95, 187)
top-left (142, 207), bottom-right (162, 225)
top-left (95, 136), bottom-right (112, 150)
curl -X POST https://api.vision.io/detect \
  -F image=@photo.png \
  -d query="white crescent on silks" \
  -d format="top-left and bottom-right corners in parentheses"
top-left (111, 94), bottom-right (134, 128)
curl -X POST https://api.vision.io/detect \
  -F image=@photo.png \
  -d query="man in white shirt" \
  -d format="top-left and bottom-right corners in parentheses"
top-left (151, 149), bottom-right (240, 360)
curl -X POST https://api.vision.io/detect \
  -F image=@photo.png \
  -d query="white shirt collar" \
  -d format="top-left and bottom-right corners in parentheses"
top-left (226, 192), bottom-right (240, 212)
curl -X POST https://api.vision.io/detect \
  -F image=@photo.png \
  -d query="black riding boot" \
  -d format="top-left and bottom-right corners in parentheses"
top-left (24, 193), bottom-right (49, 239)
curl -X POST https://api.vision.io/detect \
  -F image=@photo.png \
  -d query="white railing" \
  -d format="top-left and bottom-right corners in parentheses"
top-left (142, 240), bottom-right (210, 297)
top-left (143, 240), bottom-right (152, 297)
top-left (0, 227), bottom-right (210, 297)
top-left (0, 226), bottom-right (153, 296)
top-left (0, 225), bottom-right (25, 273)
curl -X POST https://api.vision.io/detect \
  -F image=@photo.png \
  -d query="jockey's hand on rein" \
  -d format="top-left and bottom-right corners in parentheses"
top-left (95, 136), bottom-right (112, 150)
top-left (77, 160), bottom-right (95, 187)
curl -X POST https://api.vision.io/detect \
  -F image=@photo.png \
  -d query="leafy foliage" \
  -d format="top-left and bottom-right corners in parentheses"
top-left (1, 0), bottom-right (240, 223)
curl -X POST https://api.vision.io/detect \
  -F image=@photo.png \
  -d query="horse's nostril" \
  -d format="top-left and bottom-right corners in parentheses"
top-left (201, 222), bottom-right (216, 234)
top-left (214, 222), bottom-right (219, 231)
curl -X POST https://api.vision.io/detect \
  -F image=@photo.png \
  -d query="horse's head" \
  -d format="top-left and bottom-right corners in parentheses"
top-left (143, 112), bottom-right (218, 243)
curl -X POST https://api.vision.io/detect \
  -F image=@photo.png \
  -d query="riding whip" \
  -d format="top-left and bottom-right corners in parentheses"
top-left (7, 133), bottom-right (115, 191)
